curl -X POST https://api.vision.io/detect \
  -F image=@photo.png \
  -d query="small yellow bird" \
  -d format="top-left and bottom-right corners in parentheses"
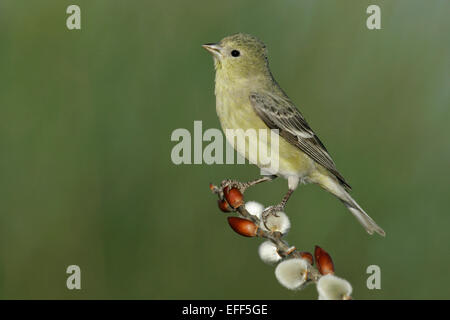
top-left (203, 33), bottom-right (385, 236)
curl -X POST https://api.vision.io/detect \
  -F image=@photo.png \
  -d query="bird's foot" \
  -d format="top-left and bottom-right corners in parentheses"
top-left (210, 179), bottom-right (251, 202)
top-left (261, 203), bottom-right (284, 229)
top-left (220, 179), bottom-right (249, 194)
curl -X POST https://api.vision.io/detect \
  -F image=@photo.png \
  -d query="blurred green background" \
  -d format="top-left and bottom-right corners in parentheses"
top-left (0, 0), bottom-right (449, 299)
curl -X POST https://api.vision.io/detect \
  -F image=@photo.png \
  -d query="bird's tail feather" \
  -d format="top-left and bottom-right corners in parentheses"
top-left (319, 176), bottom-right (385, 236)
top-left (339, 194), bottom-right (385, 236)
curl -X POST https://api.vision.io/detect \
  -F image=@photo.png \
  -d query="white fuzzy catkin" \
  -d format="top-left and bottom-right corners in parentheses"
top-left (245, 201), bottom-right (264, 219)
top-left (317, 274), bottom-right (353, 300)
top-left (274, 258), bottom-right (308, 290)
top-left (258, 241), bottom-right (282, 265)
top-left (262, 210), bottom-right (291, 234)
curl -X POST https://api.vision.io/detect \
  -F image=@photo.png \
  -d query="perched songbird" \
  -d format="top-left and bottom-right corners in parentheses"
top-left (203, 33), bottom-right (385, 236)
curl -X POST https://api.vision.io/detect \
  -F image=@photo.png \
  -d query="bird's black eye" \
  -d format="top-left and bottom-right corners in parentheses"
top-left (231, 50), bottom-right (240, 57)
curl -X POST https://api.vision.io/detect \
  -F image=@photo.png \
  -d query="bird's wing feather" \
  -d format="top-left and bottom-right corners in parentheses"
top-left (249, 91), bottom-right (351, 190)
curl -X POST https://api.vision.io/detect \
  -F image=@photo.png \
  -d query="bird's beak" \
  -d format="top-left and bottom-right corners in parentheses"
top-left (202, 43), bottom-right (222, 58)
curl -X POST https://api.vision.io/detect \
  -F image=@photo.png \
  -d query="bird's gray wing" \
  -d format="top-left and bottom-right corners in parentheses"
top-left (249, 91), bottom-right (351, 190)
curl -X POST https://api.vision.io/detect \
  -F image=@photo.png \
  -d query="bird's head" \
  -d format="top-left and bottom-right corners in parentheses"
top-left (202, 33), bottom-right (270, 81)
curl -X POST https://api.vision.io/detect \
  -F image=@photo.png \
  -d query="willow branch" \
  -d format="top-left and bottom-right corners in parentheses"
top-left (210, 181), bottom-right (354, 300)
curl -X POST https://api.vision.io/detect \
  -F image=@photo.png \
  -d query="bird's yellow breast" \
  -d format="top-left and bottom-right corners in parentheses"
top-left (215, 82), bottom-right (316, 178)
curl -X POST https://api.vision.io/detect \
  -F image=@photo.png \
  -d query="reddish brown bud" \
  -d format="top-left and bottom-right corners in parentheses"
top-left (315, 246), bottom-right (334, 275)
top-left (224, 187), bottom-right (244, 208)
top-left (217, 199), bottom-right (232, 212)
top-left (300, 252), bottom-right (314, 265)
top-left (227, 217), bottom-right (258, 237)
